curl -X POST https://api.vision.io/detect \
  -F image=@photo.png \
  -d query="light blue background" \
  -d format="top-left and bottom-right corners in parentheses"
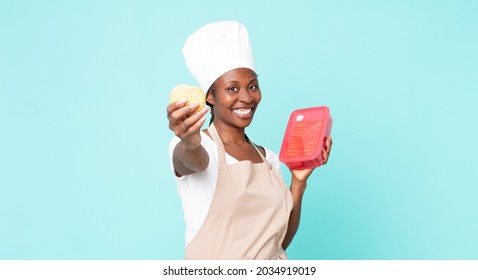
top-left (1, 0), bottom-right (477, 259)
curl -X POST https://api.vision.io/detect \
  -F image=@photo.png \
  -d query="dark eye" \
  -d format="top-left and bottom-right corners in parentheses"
top-left (227, 86), bottom-right (238, 92)
top-left (249, 84), bottom-right (259, 90)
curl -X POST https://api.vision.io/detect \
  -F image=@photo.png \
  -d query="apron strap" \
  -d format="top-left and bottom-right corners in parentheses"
top-left (246, 135), bottom-right (267, 163)
top-left (207, 123), bottom-right (227, 165)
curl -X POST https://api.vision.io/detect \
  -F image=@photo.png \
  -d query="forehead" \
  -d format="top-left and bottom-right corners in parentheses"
top-left (216, 68), bottom-right (257, 84)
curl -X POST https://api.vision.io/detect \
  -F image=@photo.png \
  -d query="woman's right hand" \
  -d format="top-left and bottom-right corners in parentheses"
top-left (167, 100), bottom-right (209, 149)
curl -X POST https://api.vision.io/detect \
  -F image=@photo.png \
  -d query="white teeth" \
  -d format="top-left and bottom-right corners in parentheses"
top-left (233, 108), bottom-right (252, 115)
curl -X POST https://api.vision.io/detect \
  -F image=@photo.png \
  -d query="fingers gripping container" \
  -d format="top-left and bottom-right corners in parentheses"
top-left (279, 106), bottom-right (333, 170)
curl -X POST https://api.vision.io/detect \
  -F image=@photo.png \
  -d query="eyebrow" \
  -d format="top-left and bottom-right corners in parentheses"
top-left (225, 78), bottom-right (258, 84)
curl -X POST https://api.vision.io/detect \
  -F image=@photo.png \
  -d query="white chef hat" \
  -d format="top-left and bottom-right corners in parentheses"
top-left (182, 21), bottom-right (256, 93)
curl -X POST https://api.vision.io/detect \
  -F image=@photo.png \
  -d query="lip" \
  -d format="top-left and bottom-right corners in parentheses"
top-left (231, 106), bottom-right (255, 119)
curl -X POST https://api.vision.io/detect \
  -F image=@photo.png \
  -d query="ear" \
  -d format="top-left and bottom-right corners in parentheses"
top-left (206, 92), bottom-right (215, 105)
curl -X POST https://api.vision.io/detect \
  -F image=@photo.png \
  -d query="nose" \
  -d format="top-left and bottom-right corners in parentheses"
top-left (238, 88), bottom-right (254, 103)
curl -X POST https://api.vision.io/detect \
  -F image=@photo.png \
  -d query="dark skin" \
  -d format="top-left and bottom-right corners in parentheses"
top-left (167, 67), bottom-right (333, 250)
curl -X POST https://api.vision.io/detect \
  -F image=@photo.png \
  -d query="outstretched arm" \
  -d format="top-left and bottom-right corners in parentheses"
top-left (168, 100), bottom-right (209, 176)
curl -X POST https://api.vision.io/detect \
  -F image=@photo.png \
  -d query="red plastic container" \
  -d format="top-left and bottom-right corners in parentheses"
top-left (279, 106), bottom-right (333, 170)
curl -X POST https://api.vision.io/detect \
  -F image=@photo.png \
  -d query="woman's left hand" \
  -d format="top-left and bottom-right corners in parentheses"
top-left (290, 136), bottom-right (333, 190)
top-left (291, 168), bottom-right (314, 185)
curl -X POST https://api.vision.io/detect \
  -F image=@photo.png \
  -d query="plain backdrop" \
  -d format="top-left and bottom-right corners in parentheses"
top-left (1, 0), bottom-right (477, 259)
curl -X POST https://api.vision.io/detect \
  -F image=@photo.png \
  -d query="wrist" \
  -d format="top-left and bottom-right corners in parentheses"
top-left (179, 135), bottom-right (202, 150)
top-left (290, 179), bottom-right (307, 196)
top-left (181, 141), bottom-right (201, 150)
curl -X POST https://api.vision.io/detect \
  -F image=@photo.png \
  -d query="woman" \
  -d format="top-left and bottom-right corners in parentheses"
top-left (167, 21), bottom-right (332, 259)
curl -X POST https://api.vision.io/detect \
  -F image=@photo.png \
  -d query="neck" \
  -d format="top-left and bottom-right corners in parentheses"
top-left (212, 121), bottom-right (248, 145)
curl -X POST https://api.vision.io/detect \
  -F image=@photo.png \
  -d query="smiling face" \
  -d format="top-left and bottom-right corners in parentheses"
top-left (207, 67), bottom-right (261, 129)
